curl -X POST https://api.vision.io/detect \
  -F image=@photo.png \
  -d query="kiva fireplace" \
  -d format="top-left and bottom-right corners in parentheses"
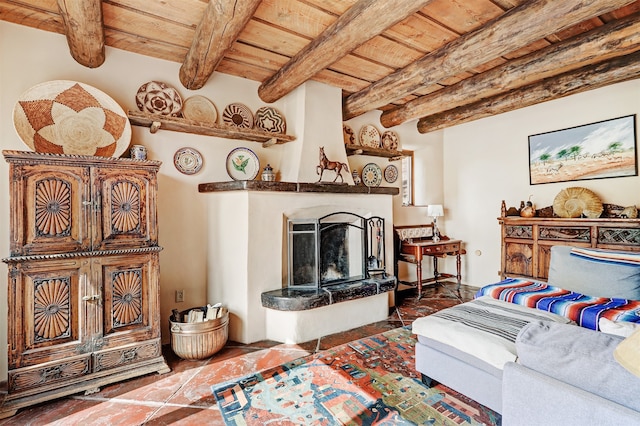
top-left (288, 212), bottom-right (385, 289)
top-left (261, 211), bottom-right (396, 312)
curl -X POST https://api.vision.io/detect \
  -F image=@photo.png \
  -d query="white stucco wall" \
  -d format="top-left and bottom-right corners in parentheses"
top-left (442, 79), bottom-right (640, 286)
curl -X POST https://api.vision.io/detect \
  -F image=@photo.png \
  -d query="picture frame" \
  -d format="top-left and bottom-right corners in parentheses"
top-left (528, 115), bottom-right (637, 185)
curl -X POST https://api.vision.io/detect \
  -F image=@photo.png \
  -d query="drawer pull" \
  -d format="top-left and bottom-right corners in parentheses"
top-left (82, 294), bottom-right (101, 302)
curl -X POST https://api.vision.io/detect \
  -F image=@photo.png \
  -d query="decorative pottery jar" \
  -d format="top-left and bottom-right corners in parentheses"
top-left (352, 169), bottom-right (361, 185)
top-left (130, 145), bottom-right (147, 160)
top-left (261, 164), bottom-right (275, 181)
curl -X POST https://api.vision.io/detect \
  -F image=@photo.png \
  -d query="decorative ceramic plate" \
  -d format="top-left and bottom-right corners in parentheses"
top-left (343, 124), bottom-right (356, 145)
top-left (13, 80), bottom-right (131, 157)
top-left (255, 106), bottom-right (286, 133)
top-left (359, 124), bottom-right (381, 148)
top-left (222, 103), bottom-right (253, 128)
top-left (174, 147), bottom-right (203, 175)
top-left (381, 130), bottom-right (399, 150)
top-left (226, 147), bottom-right (259, 180)
top-left (361, 163), bottom-right (383, 187)
top-left (384, 165), bottom-right (398, 183)
top-left (181, 95), bottom-right (217, 126)
top-left (136, 81), bottom-right (182, 116)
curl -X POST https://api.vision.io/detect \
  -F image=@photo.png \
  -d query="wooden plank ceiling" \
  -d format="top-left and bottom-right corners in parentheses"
top-left (2, 0), bottom-right (640, 133)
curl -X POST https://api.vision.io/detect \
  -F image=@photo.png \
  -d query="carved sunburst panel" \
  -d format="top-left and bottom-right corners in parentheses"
top-left (111, 181), bottom-right (141, 234)
top-left (33, 278), bottom-right (71, 342)
top-left (112, 269), bottom-right (143, 327)
top-left (34, 178), bottom-right (72, 237)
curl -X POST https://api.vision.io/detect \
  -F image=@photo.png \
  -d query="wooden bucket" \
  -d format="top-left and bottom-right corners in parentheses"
top-left (169, 308), bottom-right (229, 360)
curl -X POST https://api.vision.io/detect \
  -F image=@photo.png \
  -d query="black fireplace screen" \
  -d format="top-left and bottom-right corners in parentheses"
top-left (287, 212), bottom-right (385, 289)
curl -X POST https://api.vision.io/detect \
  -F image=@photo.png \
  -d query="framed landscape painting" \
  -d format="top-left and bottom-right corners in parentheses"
top-left (528, 115), bottom-right (637, 185)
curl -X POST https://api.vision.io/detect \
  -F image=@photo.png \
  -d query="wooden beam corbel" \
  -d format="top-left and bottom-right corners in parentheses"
top-left (57, 0), bottom-right (105, 68)
top-left (380, 12), bottom-right (640, 128)
top-left (343, 0), bottom-right (638, 121)
top-left (179, 0), bottom-right (262, 90)
top-left (416, 52), bottom-right (640, 133)
top-left (257, 0), bottom-right (434, 104)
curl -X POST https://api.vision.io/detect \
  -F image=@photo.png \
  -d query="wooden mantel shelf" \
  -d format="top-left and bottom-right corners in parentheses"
top-left (344, 144), bottom-right (407, 160)
top-left (199, 180), bottom-right (399, 195)
top-left (127, 110), bottom-right (296, 147)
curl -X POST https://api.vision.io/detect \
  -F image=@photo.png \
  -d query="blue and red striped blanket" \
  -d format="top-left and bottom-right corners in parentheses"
top-left (476, 278), bottom-right (640, 331)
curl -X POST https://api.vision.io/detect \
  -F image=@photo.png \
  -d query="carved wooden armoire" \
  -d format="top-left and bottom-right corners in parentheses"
top-left (1, 150), bottom-right (169, 418)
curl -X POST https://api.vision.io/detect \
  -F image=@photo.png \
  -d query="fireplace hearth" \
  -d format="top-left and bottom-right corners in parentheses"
top-left (262, 211), bottom-right (395, 312)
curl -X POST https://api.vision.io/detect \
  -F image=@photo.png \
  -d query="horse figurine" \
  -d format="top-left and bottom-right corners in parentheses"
top-left (317, 146), bottom-right (349, 183)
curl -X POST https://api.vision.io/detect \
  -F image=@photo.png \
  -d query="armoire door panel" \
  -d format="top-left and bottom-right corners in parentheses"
top-left (97, 253), bottom-right (159, 348)
top-left (8, 258), bottom-right (88, 369)
top-left (92, 168), bottom-right (158, 251)
top-left (10, 165), bottom-right (91, 256)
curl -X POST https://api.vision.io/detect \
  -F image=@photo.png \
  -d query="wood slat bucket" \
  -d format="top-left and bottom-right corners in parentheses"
top-left (169, 307), bottom-right (229, 360)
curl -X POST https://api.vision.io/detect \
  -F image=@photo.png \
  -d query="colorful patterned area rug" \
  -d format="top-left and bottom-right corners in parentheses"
top-left (212, 327), bottom-right (501, 425)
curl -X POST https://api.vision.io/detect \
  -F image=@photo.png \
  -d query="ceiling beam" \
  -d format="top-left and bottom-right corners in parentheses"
top-left (343, 0), bottom-right (638, 120)
top-left (417, 51), bottom-right (640, 133)
top-left (257, 0), bottom-right (434, 104)
top-left (57, 0), bottom-right (104, 68)
top-left (179, 0), bottom-right (262, 90)
top-left (381, 11), bottom-right (640, 128)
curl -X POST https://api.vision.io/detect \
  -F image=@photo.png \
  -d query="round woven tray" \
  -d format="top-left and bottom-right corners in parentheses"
top-left (553, 187), bottom-right (603, 218)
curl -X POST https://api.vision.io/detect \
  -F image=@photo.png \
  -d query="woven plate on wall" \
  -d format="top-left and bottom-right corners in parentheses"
top-left (13, 80), bottom-right (131, 157)
top-left (553, 187), bottom-right (603, 218)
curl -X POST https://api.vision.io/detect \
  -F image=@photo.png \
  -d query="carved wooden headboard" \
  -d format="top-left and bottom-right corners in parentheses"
top-left (499, 207), bottom-right (640, 281)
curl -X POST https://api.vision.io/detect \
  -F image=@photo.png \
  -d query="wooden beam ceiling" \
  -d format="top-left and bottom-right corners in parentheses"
top-left (57, 0), bottom-right (104, 68)
top-left (342, 0), bottom-right (639, 121)
top-left (257, 0), bottom-right (434, 104)
top-left (1, 0), bottom-right (639, 134)
top-left (179, 0), bottom-right (262, 90)
top-left (417, 50), bottom-right (640, 133)
top-left (381, 11), bottom-right (640, 128)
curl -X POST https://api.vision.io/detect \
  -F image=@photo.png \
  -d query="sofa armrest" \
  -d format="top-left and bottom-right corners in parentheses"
top-left (516, 321), bottom-right (640, 412)
top-left (503, 362), bottom-right (640, 426)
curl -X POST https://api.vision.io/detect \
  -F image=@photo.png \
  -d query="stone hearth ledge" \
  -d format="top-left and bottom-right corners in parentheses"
top-left (261, 276), bottom-right (396, 311)
top-left (198, 180), bottom-right (399, 195)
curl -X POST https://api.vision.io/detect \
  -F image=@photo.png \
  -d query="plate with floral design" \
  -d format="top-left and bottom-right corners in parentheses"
top-left (226, 147), bottom-right (259, 180)
top-left (174, 147), bottom-right (203, 175)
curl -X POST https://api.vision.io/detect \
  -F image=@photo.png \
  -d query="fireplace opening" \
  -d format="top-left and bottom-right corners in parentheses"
top-left (287, 212), bottom-right (385, 289)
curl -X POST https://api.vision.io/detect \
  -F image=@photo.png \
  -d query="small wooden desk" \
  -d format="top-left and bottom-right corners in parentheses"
top-left (399, 238), bottom-right (463, 298)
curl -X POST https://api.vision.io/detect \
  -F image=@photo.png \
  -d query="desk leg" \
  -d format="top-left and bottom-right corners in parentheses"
top-left (416, 258), bottom-right (423, 299)
top-left (455, 251), bottom-right (462, 290)
top-left (433, 256), bottom-right (439, 283)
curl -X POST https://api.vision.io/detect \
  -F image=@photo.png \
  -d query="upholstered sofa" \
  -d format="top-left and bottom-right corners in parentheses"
top-left (412, 244), bottom-right (640, 419)
top-left (502, 320), bottom-right (640, 425)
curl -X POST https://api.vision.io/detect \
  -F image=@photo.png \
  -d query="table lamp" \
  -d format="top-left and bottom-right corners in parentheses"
top-left (427, 204), bottom-right (444, 242)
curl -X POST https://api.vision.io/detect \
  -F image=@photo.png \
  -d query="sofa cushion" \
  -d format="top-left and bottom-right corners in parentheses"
top-left (516, 320), bottom-right (640, 412)
top-left (547, 245), bottom-right (640, 300)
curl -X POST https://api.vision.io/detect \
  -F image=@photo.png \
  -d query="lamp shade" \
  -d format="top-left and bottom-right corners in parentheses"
top-left (427, 204), bottom-right (444, 217)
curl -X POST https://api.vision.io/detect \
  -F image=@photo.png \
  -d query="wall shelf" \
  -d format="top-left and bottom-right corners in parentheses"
top-left (344, 144), bottom-right (407, 161)
top-left (127, 111), bottom-right (296, 148)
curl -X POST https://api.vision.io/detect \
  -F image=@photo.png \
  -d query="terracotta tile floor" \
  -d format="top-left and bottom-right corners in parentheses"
top-left (0, 281), bottom-right (476, 426)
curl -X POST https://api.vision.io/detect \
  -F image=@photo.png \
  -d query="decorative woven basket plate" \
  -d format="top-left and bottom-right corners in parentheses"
top-left (359, 124), bottom-right (381, 148)
top-left (553, 187), bottom-right (603, 218)
top-left (181, 95), bottom-right (217, 126)
top-left (343, 124), bottom-right (356, 145)
top-left (255, 106), bottom-right (286, 133)
top-left (222, 103), bottom-right (253, 128)
top-left (13, 80), bottom-right (132, 157)
top-left (381, 130), bottom-right (399, 150)
top-left (136, 81), bottom-right (183, 116)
